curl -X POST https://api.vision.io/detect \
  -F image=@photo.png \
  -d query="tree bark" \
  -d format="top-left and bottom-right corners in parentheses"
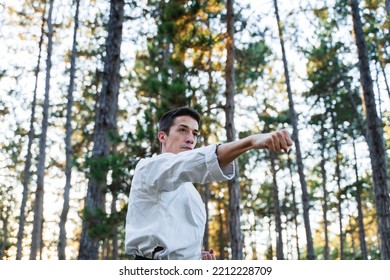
top-left (108, 134), bottom-right (120, 260)
top-left (110, 191), bottom-right (119, 259)
top-left (29, 0), bottom-right (54, 260)
top-left (217, 200), bottom-right (226, 260)
top-left (0, 205), bottom-right (10, 259)
top-left (352, 134), bottom-right (368, 259)
top-left (350, 0), bottom-right (390, 260)
top-left (287, 154), bottom-right (301, 260)
top-left (319, 113), bottom-right (330, 260)
top-left (266, 209), bottom-right (273, 260)
top-left (78, 0), bottom-right (124, 259)
top-left (201, 135), bottom-right (211, 252)
top-left (270, 152), bottom-right (284, 259)
top-left (331, 112), bottom-right (344, 260)
top-left (16, 4), bottom-right (46, 260)
top-left (202, 183), bottom-right (210, 251)
top-left (58, 0), bottom-right (80, 260)
top-left (225, 0), bottom-right (242, 260)
top-left (273, 0), bottom-right (315, 259)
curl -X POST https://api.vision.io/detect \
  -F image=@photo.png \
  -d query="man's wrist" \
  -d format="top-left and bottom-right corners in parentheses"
top-left (247, 135), bottom-right (256, 150)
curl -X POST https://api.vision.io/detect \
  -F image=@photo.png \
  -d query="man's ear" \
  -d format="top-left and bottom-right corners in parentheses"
top-left (158, 131), bottom-right (166, 144)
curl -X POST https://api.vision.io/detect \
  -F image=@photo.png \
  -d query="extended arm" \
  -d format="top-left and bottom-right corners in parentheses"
top-left (216, 129), bottom-right (293, 169)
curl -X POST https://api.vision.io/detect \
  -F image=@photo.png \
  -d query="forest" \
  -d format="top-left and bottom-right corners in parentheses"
top-left (0, 0), bottom-right (389, 260)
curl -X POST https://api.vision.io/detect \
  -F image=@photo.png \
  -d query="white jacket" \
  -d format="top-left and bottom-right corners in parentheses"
top-left (125, 143), bottom-right (235, 259)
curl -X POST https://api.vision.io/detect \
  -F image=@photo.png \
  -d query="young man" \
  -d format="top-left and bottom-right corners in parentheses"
top-left (125, 107), bottom-right (293, 260)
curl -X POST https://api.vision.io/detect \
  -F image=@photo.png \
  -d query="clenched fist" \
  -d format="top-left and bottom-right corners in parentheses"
top-left (251, 129), bottom-right (293, 153)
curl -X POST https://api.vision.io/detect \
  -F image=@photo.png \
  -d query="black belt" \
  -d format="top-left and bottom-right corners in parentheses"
top-left (134, 246), bottom-right (164, 260)
top-left (135, 255), bottom-right (151, 260)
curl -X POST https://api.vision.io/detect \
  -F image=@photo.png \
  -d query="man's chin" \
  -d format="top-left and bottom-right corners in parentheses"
top-left (179, 148), bottom-right (193, 152)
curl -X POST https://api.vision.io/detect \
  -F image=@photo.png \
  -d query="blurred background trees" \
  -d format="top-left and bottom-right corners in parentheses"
top-left (0, 0), bottom-right (389, 260)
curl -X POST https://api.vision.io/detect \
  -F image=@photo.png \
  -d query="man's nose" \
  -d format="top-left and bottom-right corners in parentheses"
top-left (185, 134), bottom-right (194, 144)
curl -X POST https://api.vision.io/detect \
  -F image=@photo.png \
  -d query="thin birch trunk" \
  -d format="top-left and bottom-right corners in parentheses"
top-left (29, 0), bottom-right (54, 260)
top-left (58, 0), bottom-right (80, 260)
top-left (273, 0), bottom-right (315, 259)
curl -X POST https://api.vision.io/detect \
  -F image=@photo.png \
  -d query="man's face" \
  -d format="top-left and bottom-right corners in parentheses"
top-left (158, 115), bottom-right (199, 154)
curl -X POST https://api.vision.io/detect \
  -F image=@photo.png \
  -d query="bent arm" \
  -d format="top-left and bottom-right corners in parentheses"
top-left (139, 144), bottom-right (234, 192)
top-left (217, 129), bottom-right (293, 169)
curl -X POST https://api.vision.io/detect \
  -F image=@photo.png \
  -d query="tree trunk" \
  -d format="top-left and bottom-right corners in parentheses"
top-left (331, 112), bottom-right (344, 260)
top-left (352, 134), bottom-right (368, 259)
top-left (348, 217), bottom-right (357, 257)
top-left (16, 5), bottom-right (46, 260)
top-left (319, 113), bottom-right (330, 260)
top-left (202, 183), bottom-right (210, 251)
top-left (374, 64), bottom-right (383, 120)
top-left (273, 0), bottom-right (315, 259)
top-left (287, 153), bottom-right (300, 260)
top-left (110, 191), bottom-right (119, 260)
top-left (270, 152), bottom-right (284, 259)
top-left (0, 206), bottom-right (10, 259)
top-left (350, 0), bottom-right (390, 260)
top-left (267, 210), bottom-right (273, 260)
top-left (202, 137), bottom-right (211, 252)
top-left (108, 137), bottom-right (120, 260)
top-left (58, 0), bottom-right (80, 260)
top-left (78, 0), bottom-right (124, 260)
top-left (217, 200), bottom-right (225, 260)
top-left (225, 0), bottom-right (242, 260)
top-left (386, 0), bottom-right (390, 16)
top-left (251, 219), bottom-right (258, 260)
top-left (29, 0), bottom-right (54, 260)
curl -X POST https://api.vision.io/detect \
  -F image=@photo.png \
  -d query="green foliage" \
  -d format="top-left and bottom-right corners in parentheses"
top-left (84, 207), bottom-right (126, 240)
top-left (85, 155), bottom-right (110, 182)
top-left (236, 40), bottom-right (271, 91)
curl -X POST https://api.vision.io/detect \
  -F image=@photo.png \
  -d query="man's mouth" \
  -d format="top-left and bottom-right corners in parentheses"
top-left (181, 146), bottom-right (193, 151)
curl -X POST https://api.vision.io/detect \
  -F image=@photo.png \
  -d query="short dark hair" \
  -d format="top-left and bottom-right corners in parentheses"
top-left (159, 107), bottom-right (201, 135)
